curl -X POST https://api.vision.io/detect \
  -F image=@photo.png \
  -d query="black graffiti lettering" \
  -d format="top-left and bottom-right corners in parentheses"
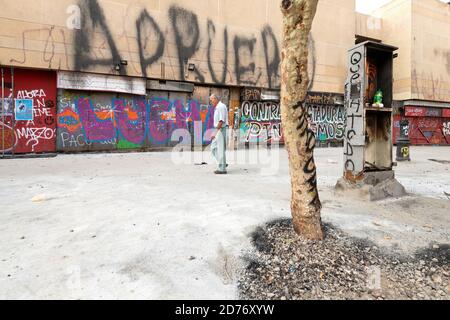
top-left (347, 113), bottom-right (362, 129)
top-left (347, 129), bottom-right (356, 141)
top-left (344, 141), bottom-right (354, 157)
top-left (296, 108), bottom-right (308, 138)
top-left (344, 129), bottom-right (356, 159)
top-left (136, 10), bottom-right (165, 78)
top-left (306, 130), bottom-right (316, 151)
top-left (292, 100), bottom-right (304, 110)
top-left (351, 51), bottom-right (362, 65)
top-left (71, 3), bottom-right (282, 87)
top-left (345, 159), bottom-right (355, 171)
top-left (350, 98), bottom-right (360, 113)
top-left (169, 6), bottom-right (204, 82)
top-left (207, 20), bottom-right (228, 84)
top-left (289, 98), bottom-right (320, 208)
top-left (351, 73), bottom-right (361, 82)
top-left (349, 51), bottom-right (362, 83)
top-left (344, 50), bottom-right (363, 173)
top-left (261, 25), bottom-right (280, 89)
top-left (234, 36), bottom-right (258, 85)
top-left (74, 0), bottom-right (125, 75)
top-left (350, 64), bottom-right (360, 75)
top-left (306, 172), bottom-right (318, 192)
top-left (304, 156), bottom-right (316, 174)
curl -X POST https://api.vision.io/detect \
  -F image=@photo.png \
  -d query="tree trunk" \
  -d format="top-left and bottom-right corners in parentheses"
top-left (280, 0), bottom-right (323, 240)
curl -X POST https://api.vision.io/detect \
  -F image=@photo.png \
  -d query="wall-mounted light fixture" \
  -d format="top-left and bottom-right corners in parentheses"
top-left (188, 63), bottom-right (195, 71)
top-left (114, 60), bottom-right (128, 72)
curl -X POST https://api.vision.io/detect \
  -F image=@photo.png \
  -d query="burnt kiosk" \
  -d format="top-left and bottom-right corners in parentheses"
top-left (336, 41), bottom-right (406, 201)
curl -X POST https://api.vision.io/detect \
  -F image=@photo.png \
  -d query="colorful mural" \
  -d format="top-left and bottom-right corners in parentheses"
top-left (56, 91), bottom-right (215, 152)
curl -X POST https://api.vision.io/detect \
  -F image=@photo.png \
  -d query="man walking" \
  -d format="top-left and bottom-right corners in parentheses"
top-left (210, 94), bottom-right (228, 174)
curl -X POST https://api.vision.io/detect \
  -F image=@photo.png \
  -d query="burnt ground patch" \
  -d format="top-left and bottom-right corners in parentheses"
top-left (239, 219), bottom-right (449, 300)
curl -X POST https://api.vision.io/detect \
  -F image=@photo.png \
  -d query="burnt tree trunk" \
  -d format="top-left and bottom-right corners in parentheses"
top-left (280, 0), bottom-right (323, 240)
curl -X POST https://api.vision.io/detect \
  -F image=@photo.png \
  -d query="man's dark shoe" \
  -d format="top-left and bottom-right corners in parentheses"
top-left (214, 170), bottom-right (227, 174)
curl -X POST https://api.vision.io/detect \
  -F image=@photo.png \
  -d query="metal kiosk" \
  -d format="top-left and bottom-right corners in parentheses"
top-left (337, 41), bottom-right (406, 201)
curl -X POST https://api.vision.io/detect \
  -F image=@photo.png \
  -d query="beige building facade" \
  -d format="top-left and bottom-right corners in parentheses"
top-left (0, 0), bottom-right (355, 92)
top-left (357, 0), bottom-right (450, 103)
top-left (356, 0), bottom-right (450, 146)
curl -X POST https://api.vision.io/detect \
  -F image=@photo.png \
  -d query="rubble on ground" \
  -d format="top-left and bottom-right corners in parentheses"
top-left (238, 219), bottom-right (449, 300)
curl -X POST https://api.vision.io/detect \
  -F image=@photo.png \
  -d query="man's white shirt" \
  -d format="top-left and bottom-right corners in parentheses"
top-left (213, 102), bottom-right (228, 128)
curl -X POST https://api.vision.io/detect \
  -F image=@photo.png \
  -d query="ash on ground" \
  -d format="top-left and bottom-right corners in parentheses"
top-left (238, 219), bottom-right (449, 300)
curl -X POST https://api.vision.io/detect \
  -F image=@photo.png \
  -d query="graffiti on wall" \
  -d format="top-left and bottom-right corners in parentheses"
top-left (56, 92), bottom-right (214, 151)
top-left (307, 105), bottom-right (346, 141)
top-left (241, 88), bottom-right (262, 102)
top-left (306, 92), bottom-right (345, 142)
top-left (237, 90), bottom-right (345, 144)
top-left (0, 69), bottom-right (57, 154)
top-left (7, 1), bottom-right (285, 88)
top-left (0, 89), bottom-right (56, 153)
top-left (10, 27), bottom-right (70, 70)
top-left (239, 100), bottom-right (282, 143)
top-left (70, 0), bottom-right (282, 88)
top-left (393, 116), bottom-right (450, 145)
top-left (15, 89), bottom-right (56, 151)
top-left (443, 122), bottom-right (450, 137)
top-left (344, 48), bottom-right (365, 174)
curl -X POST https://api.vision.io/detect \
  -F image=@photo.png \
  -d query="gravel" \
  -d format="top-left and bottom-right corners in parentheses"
top-left (238, 219), bottom-right (449, 300)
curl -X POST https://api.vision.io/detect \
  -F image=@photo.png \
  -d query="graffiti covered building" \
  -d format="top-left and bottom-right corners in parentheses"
top-left (0, 0), bottom-right (356, 155)
top-left (1, 0), bottom-right (449, 155)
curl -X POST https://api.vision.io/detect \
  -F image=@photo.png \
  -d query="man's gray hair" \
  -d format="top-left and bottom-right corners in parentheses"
top-left (210, 94), bottom-right (220, 101)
